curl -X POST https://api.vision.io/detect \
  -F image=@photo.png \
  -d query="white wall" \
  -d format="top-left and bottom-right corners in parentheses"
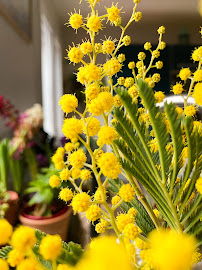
top-left (0, 0), bottom-right (62, 138)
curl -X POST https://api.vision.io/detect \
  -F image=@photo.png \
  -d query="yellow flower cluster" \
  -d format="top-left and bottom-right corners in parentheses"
top-left (149, 229), bottom-right (196, 270)
top-left (46, 2), bottom-right (202, 268)
top-left (119, 184), bottom-right (135, 202)
top-left (97, 152), bottom-right (121, 179)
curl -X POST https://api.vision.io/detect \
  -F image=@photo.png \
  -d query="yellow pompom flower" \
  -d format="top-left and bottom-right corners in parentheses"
top-left (94, 188), bottom-right (104, 201)
top-left (116, 213), bottom-right (134, 232)
top-left (71, 192), bottom-right (91, 213)
top-left (118, 53), bottom-right (126, 63)
top-left (103, 58), bottom-right (122, 76)
top-left (86, 205), bottom-right (101, 222)
top-left (128, 85), bottom-right (139, 99)
top-left (133, 11), bottom-right (142, 22)
top-left (97, 126), bottom-right (117, 146)
top-left (144, 42), bottom-right (152, 51)
top-left (157, 26), bottom-right (165, 34)
top-left (102, 40), bottom-right (115, 54)
top-left (64, 142), bottom-right (74, 152)
top-left (119, 184), bottom-right (135, 202)
top-left (179, 68), bottom-right (191, 81)
top-left (149, 229), bottom-right (196, 270)
top-left (107, 5), bottom-right (120, 23)
top-left (159, 41), bottom-right (166, 50)
top-left (194, 69), bottom-right (202, 81)
top-left (0, 219), bottom-right (13, 245)
top-left (80, 169), bottom-right (91, 181)
top-left (94, 42), bottom-right (102, 54)
top-left (152, 73), bottom-right (161, 83)
top-left (156, 61), bottom-right (163, 69)
top-left (82, 117), bottom-right (101, 136)
top-left (111, 195), bottom-right (121, 206)
top-left (191, 249), bottom-right (202, 265)
top-left (80, 41), bottom-right (93, 55)
top-left (39, 234), bottom-right (62, 261)
top-left (172, 83), bottom-right (184, 95)
top-left (0, 259), bottom-right (9, 270)
top-left (95, 223), bottom-right (106, 233)
top-left (154, 91), bottom-right (165, 103)
top-left (97, 92), bottom-right (114, 112)
top-left (138, 52), bottom-right (146, 61)
top-left (59, 94), bottom-right (78, 114)
top-left (11, 226), bottom-right (36, 252)
top-left (49, 175), bottom-right (61, 188)
top-left (124, 77), bottom-right (134, 88)
top-left (59, 169), bottom-right (71, 181)
top-left (128, 207), bottom-right (137, 219)
top-left (59, 188), bottom-right (73, 202)
top-left (69, 148), bottom-right (87, 169)
top-left (87, 15), bottom-right (102, 32)
top-left (176, 107), bottom-right (183, 117)
top-left (195, 177), bottom-right (202, 194)
top-left (85, 63), bottom-right (102, 84)
top-left (117, 77), bottom-right (125, 85)
top-left (192, 47), bottom-right (202, 61)
top-left (152, 50), bottom-right (160, 59)
top-left (17, 258), bottom-right (39, 270)
top-left (71, 168), bottom-right (81, 179)
top-left (77, 236), bottom-right (133, 270)
top-left (114, 95), bottom-right (122, 107)
top-left (193, 83), bottom-right (202, 105)
top-left (135, 238), bottom-right (150, 250)
top-left (122, 35), bottom-right (131, 46)
top-left (85, 83), bottom-right (100, 100)
top-left (53, 160), bottom-right (65, 170)
top-left (67, 47), bottom-right (83, 64)
top-left (123, 223), bottom-right (139, 240)
top-left (77, 64), bottom-right (101, 85)
top-left (184, 105), bottom-right (196, 116)
top-left (88, 98), bottom-right (105, 116)
top-left (62, 118), bottom-right (83, 140)
top-left (128, 61), bottom-right (136, 69)
top-left (97, 152), bottom-right (121, 179)
top-left (69, 13), bottom-right (83, 30)
top-left (7, 249), bottom-right (24, 267)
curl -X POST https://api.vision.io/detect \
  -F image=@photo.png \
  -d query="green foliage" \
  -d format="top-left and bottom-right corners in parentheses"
top-left (113, 80), bottom-right (202, 235)
top-left (24, 164), bottom-right (60, 216)
top-left (0, 138), bottom-right (25, 193)
top-left (0, 139), bottom-right (10, 189)
top-left (0, 246), bottom-right (12, 259)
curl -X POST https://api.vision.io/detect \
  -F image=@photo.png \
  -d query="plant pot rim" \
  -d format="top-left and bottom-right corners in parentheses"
top-left (20, 205), bottom-right (70, 221)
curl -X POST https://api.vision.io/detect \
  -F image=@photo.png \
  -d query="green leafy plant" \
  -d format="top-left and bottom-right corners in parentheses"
top-left (24, 165), bottom-right (62, 217)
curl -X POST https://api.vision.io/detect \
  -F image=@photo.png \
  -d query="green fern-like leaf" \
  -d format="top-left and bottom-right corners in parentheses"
top-left (0, 246), bottom-right (12, 259)
top-left (137, 79), bottom-right (172, 184)
top-left (164, 102), bottom-right (184, 193)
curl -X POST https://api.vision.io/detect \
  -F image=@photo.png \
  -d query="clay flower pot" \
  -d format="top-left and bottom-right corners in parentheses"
top-left (19, 206), bottom-right (72, 241)
top-left (2, 191), bottom-right (19, 226)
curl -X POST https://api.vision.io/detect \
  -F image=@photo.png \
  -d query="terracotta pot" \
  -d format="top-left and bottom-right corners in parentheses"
top-left (19, 206), bottom-right (72, 241)
top-left (3, 191), bottom-right (19, 226)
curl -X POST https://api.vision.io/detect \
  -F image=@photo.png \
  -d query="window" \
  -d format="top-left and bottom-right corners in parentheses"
top-left (41, 15), bottom-right (63, 138)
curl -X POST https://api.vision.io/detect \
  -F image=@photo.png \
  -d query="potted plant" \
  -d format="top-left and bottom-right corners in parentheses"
top-left (19, 164), bottom-right (72, 241)
top-left (0, 139), bottom-right (23, 225)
